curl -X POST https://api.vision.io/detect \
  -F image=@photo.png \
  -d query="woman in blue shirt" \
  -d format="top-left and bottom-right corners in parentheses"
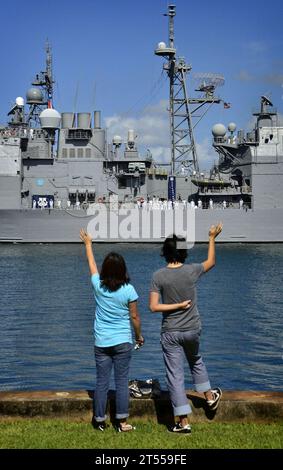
top-left (80, 229), bottom-right (144, 432)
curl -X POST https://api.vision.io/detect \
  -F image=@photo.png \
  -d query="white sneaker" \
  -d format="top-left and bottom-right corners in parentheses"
top-left (169, 423), bottom-right (192, 434)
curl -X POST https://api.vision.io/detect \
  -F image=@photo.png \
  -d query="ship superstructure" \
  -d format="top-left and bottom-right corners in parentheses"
top-left (0, 42), bottom-right (170, 215)
top-left (0, 5), bottom-right (283, 242)
top-left (190, 95), bottom-right (283, 213)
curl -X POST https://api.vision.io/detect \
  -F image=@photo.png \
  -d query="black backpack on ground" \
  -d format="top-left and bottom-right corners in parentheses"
top-left (128, 378), bottom-right (161, 399)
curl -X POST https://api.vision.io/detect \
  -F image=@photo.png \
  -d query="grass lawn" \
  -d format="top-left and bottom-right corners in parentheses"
top-left (0, 418), bottom-right (282, 449)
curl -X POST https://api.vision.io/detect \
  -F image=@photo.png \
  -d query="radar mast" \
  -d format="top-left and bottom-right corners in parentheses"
top-left (155, 4), bottom-right (223, 175)
top-left (26, 41), bottom-right (55, 127)
top-left (32, 40), bottom-right (54, 107)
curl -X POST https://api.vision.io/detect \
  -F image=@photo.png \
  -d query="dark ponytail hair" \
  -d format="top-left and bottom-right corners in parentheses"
top-left (100, 252), bottom-right (130, 291)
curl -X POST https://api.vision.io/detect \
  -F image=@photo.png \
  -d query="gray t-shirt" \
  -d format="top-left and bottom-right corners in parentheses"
top-left (150, 263), bottom-right (204, 332)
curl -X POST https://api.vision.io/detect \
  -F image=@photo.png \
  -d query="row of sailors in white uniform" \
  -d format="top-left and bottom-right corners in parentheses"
top-left (136, 198), bottom-right (244, 209)
top-left (33, 199), bottom-right (74, 209)
top-left (33, 198), bottom-right (245, 210)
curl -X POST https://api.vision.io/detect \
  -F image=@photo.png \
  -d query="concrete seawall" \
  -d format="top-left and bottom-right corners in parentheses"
top-left (0, 390), bottom-right (282, 423)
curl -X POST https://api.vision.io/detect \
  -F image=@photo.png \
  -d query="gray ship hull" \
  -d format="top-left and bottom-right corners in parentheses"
top-left (0, 208), bottom-right (283, 243)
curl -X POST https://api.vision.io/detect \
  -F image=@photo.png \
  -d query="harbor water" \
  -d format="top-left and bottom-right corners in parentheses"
top-left (0, 243), bottom-right (282, 392)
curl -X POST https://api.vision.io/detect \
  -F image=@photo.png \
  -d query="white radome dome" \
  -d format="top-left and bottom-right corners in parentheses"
top-left (212, 123), bottom-right (227, 137)
top-left (16, 96), bottom-right (25, 107)
top-left (113, 135), bottom-right (122, 146)
top-left (228, 122), bottom-right (237, 132)
top-left (39, 108), bottom-right (61, 129)
top-left (157, 41), bottom-right (166, 49)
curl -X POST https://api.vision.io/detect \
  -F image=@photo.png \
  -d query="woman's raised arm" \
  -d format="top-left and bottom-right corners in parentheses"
top-left (80, 229), bottom-right (98, 276)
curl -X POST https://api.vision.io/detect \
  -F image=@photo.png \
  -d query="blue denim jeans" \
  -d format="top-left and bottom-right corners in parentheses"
top-left (94, 342), bottom-right (132, 422)
top-left (161, 330), bottom-right (211, 417)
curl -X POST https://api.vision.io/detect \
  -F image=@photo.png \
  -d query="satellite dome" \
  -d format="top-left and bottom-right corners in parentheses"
top-left (113, 135), bottom-right (122, 146)
top-left (157, 42), bottom-right (166, 49)
top-left (26, 88), bottom-right (44, 104)
top-left (212, 123), bottom-right (226, 137)
top-left (39, 108), bottom-right (61, 129)
top-left (228, 122), bottom-right (237, 132)
top-left (15, 96), bottom-right (24, 107)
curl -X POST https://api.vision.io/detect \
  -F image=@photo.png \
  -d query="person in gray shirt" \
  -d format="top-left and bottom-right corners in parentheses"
top-left (149, 224), bottom-right (223, 434)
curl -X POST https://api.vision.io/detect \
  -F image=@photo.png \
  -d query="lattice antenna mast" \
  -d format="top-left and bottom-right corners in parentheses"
top-left (155, 4), bottom-right (198, 174)
top-left (26, 41), bottom-right (56, 127)
top-left (45, 41), bottom-right (54, 107)
top-left (155, 5), bottom-right (224, 174)
top-left (31, 40), bottom-right (54, 108)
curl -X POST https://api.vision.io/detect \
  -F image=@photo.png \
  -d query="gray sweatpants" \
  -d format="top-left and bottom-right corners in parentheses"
top-left (161, 329), bottom-right (211, 416)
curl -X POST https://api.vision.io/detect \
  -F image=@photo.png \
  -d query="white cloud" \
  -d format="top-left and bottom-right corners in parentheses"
top-left (196, 138), bottom-right (219, 170)
top-left (104, 100), bottom-right (218, 169)
top-left (105, 101), bottom-right (170, 146)
top-left (150, 146), bottom-right (171, 163)
top-left (234, 70), bottom-right (254, 81)
top-left (104, 99), bottom-right (170, 160)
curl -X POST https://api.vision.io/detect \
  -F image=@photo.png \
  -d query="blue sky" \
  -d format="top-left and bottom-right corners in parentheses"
top-left (1, 0), bottom-right (282, 168)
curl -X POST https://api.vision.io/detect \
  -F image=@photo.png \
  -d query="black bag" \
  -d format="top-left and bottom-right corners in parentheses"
top-left (129, 378), bottom-right (161, 399)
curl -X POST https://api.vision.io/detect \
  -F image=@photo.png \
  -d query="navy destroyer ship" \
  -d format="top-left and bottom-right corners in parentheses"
top-left (0, 4), bottom-right (282, 243)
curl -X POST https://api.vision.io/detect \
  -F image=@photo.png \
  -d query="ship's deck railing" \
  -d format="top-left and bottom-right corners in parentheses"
top-left (237, 135), bottom-right (258, 145)
top-left (0, 129), bottom-right (20, 138)
top-left (252, 106), bottom-right (277, 115)
top-left (24, 201), bottom-right (252, 211)
top-left (198, 186), bottom-right (252, 195)
top-left (214, 134), bottom-right (258, 146)
top-left (0, 128), bottom-right (29, 139)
